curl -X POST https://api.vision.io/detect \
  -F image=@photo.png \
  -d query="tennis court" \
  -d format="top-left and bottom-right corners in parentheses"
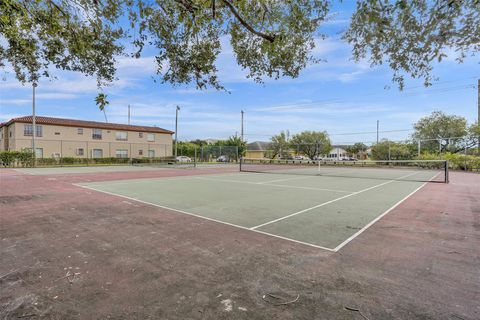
top-left (77, 160), bottom-right (446, 251)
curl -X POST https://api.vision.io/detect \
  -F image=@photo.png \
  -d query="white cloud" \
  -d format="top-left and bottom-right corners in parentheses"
top-left (0, 99), bottom-right (31, 106)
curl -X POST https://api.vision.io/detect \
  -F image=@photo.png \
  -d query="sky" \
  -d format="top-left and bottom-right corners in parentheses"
top-left (0, 3), bottom-right (478, 146)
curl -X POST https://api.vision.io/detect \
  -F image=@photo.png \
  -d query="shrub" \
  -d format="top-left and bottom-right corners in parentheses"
top-left (37, 158), bottom-right (59, 166)
top-left (0, 150), bottom-right (19, 167)
top-left (17, 149), bottom-right (34, 167)
top-left (416, 152), bottom-right (480, 171)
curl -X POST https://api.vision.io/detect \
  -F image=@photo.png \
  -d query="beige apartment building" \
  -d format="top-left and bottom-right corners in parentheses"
top-left (0, 116), bottom-right (174, 159)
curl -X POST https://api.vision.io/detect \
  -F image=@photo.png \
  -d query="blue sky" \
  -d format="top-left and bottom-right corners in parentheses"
top-left (0, 4), bottom-right (478, 145)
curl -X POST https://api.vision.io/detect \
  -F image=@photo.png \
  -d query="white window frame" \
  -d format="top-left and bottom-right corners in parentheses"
top-left (92, 149), bottom-right (103, 158)
top-left (147, 133), bottom-right (155, 142)
top-left (116, 149), bottom-right (128, 158)
top-left (148, 150), bottom-right (155, 158)
top-left (76, 148), bottom-right (85, 156)
top-left (92, 129), bottom-right (102, 140)
top-left (116, 131), bottom-right (128, 141)
top-left (26, 147), bottom-right (43, 158)
top-left (24, 124), bottom-right (42, 137)
top-left (77, 128), bottom-right (83, 135)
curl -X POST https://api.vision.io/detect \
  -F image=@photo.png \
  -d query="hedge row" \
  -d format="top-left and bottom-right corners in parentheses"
top-left (0, 150), bottom-right (34, 167)
top-left (415, 152), bottom-right (480, 171)
top-left (0, 150), bottom-right (175, 167)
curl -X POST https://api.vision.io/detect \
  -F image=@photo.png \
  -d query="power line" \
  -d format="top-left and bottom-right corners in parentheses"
top-left (244, 128), bottom-right (413, 137)
top-left (245, 78), bottom-right (479, 112)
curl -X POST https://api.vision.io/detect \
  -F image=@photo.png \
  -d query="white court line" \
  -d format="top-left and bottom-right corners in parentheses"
top-left (194, 176), bottom-right (352, 193)
top-left (13, 169), bottom-right (34, 175)
top-left (73, 183), bottom-right (335, 252)
top-left (332, 171), bottom-right (441, 252)
top-left (250, 171), bottom-right (420, 230)
top-left (256, 175), bottom-right (315, 184)
top-left (81, 172), bottom-right (247, 188)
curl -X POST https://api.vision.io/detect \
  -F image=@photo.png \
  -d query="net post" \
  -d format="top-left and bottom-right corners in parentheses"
top-left (194, 146), bottom-right (197, 168)
top-left (445, 160), bottom-right (449, 183)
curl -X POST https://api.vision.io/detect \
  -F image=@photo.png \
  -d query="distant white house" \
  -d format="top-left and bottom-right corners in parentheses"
top-left (325, 145), bottom-right (349, 159)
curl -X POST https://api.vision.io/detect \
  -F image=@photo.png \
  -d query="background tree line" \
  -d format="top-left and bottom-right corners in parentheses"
top-left (266, 111), bottom-right (479, 163)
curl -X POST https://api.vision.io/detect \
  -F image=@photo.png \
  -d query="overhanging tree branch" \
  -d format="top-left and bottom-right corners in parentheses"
top-left (221, 0), bottom-right (276, 42)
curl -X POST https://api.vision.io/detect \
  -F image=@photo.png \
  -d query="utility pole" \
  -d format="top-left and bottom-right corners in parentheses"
top-left (241, 110), bottom-right (244, 142)
top-left (128, 104), bottom-right (131, 125)
top-left (477, 79), bottom-right (479, 151)
top-left (32, 82), bottom-right (37, 167)
top-left (376, 120), bottom-right (379, 144)
top-left (175, 106), bottom-right (180, 158)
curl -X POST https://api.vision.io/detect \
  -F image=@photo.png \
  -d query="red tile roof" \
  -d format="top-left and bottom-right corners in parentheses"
top-left (0, 116), bottom-right (174, 134)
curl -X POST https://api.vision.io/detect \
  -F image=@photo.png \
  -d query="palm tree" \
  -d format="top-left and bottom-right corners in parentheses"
top-left (95, 93), bottom-right (109, 122)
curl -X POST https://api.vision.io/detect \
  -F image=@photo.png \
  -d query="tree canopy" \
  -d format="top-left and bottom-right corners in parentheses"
top-left (371, 140), bottom-right (414, 160)
top-left (345, 142), bottom-right (368, 157)
top-left (411, 111), bottom-right (476, 153)
top-left (289, 130), bottom-right (331, 159)
top-left (269, 131), bottom-right (290, 159)
top-left (1, 0), bottom-right (478, 95)
top-left (344, 0), bottom-right (480, 89)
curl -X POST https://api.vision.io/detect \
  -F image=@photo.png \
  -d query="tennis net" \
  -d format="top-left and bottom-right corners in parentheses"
top-left (240, 158), bottom-right (449, 183)
top-left (131, 158), bottom-right (196, 169)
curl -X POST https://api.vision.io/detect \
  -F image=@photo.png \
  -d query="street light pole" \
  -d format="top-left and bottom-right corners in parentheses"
top-left (175, 105), bottom-right (180, 158)
top-left (376, 120), bottom-right (379, 144)
top-left (32, 82), bottom-right (37, 167)
top-left (241, 110), bottom-right (244, 142)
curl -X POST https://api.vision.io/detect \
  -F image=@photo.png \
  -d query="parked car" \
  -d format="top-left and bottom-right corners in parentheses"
top-left (216, 155), bottom-right (229, 162)
top-left (293, 155), bottom-right (310, 161)
top-left (176, 156), bottom-right (192, 162)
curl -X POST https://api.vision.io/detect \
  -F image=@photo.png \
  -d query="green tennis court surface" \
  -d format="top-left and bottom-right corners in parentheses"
top-left (77, 167), bottom-right (440, 251)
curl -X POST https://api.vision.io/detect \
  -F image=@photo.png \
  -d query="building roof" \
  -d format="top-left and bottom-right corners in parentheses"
top-left (0, 116), bottom-right (174, 134)
top-left (247, 141), bottom-right (271, 151)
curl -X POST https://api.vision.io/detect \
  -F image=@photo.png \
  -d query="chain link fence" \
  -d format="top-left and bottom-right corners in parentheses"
top-left (245, 135), bottom-right (480, 171)
top-left (176, 145), bottom-right (239, 163)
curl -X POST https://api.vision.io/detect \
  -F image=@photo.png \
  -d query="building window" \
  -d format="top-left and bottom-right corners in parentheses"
top-left (116, 131), bottom-right (128, 141)
top-left (77, 128), bottom-right (83, 135)
top-left (92, 129), bottom-right (102, 140)
top-left (139, 150), bottom-right (143, 156)
top-left (148, 150), bottom-right (155, 158)
top-left (139, 132), bottom-right (143, 138)
top-left (147, 133), bottom-right (154, 142)
top-left (55, 132), bottom-right (60, 135)
top-left (116, 149), bottom-right (128, 158)
top-left (92, 149), bottom-right (103, 158)
top-left (76, 148), bottom-right (84, 156)
top-left (9, 131), bottom-right (12, 137)
top-left (26, 148), bottom-right (43, 158)
top-left (24, 124), bottom-right (42, 137)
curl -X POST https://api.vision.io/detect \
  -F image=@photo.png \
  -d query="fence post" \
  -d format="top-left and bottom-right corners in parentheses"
top-left (60, 140), bottom-right (63, 167)
top-left (129, 143), bottom-right (132, 165)
top-left (86, 141), bottom-right (89, 166)
top-left (465, 144), bottom-right (468, 171)
top-left (417, 140), bottom-right (421, 156)
top-left (194, 146), bottom-right (197, 168)
top-left (388, 141), bottom-right (391, 161)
